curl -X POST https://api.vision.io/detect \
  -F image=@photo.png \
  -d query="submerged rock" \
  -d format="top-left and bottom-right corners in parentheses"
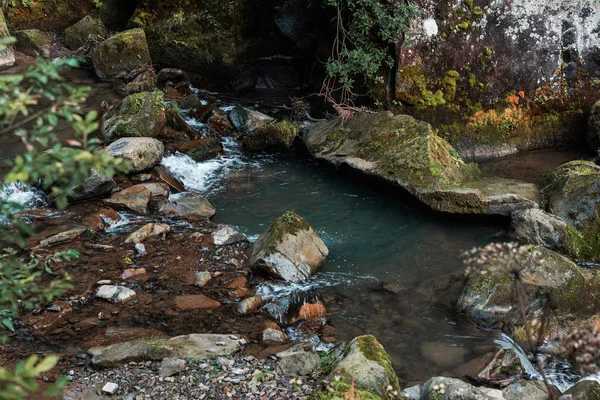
top-left (102, 91), bottom-right (166, 142)
top-left (64, 16), bottom-right (108, 50)
top-left (305, 112), bottom-right (539, 215)
top-left (0, 10), bottom-right (15, 70)
top-left (15, 29), bottom-right (51, 58)
top-left (457, 246), bottom-right (586, 331)
top-left (420, 377), bottom-right (493, 400)
top-left (105, 137), bottom-right (164, 174)
top-left (229, 106), bottom-right (274, 133)
top-left (159, 192), bottom-right (216, 220)
top-left (250, 211), bottom-right (328, 282)
top-left (89, 334), bottom-right (243, 367)
top-left (92, 28), bottom-right (152, 81)
top-left (243, 120), bottom-right (300, 152)
top-left (330, 335), bottom-right (400, 399)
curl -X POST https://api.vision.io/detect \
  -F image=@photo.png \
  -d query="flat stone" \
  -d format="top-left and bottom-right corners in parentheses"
top-left (159, 358), bottom-right (186, 378)
top-left (276, 343), bottom-right (319, 376)
top-left (96, 285), bottom-right (136, 303)
top-left (39, 226), bottom-right (87, 247)
top-left (121, 268), bottom-right (147, 281)
top-left (194, 271), bottom-right (212, 287)
top-left (175, 294), bottom-right (220, 310)
top-left (103, 185), bottom-right (152, 214)
top-left (101, 382), bottom-right (118, 395)
top-left (159, 192), bottom-right (216, 220)
top-left (212, 225), bottom-right (248, 245)
top-left (124, 223), bottom-right (171, 244)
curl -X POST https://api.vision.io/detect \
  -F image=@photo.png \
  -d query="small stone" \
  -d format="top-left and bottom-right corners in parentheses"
top-left (237, 296), bottom-right (262, 315)
top-left (96, 285), bottom-right (136, 303)
top-left (159, 358), bottom-right (186, 378)
top-left (46, 304), bottom-right (61, 312)
top-left (101, 382), bottom-right (119, 395)
top-left (194, 271), bottom-right (212, 287)
top-left (97, 280), bottom-right (111, 285)
top-left (135, 243), bottom-right (147, 255)
top-left (121, 268), bottom-right (147, 281)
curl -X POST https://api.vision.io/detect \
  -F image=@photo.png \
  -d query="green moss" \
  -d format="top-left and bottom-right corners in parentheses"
top-left (458, 21), bottom-right (471, 30)
top-left (115, 123), bottom-right (140, 136)
top-left (262, 211), bottom-right (311, 256)
top-left (327, 131), bottom-right (344, 141)
top-left (472, 6), bottom-right (484, 17)
top-left (563, 219), bottom-right (600, 263)
top-left (464, 0), bottom-right (473, 10)
top-left (244, 120), bottom-right (300, 152)
top-left (443, 71), bottom-right (460, 102)
top-left (468, 73), bottom-right (477, 88)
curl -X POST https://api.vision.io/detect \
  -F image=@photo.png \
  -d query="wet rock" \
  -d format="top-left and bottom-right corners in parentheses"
top-left (237, 295), bottom-right (262, 315)
top-left (511, 208), bottom-right (568, 250)
top-left (89, 334), bottom-right (243, 367)
top-left (101, 382), bottom-right (118, 395)
top-left (276, 343), bottom-right (319, 376)
top-left (194, 271), bottom-right (212, 287)
top-left (159, 358), bottom-right (186, 378)
top-left (212, 225), bottom-right (247, 246)
top-left (589, 99), bottom-right (600, 150)
top-left (69, 169), bottom-right (117, 202)
top-left (157, 68), bottom-right (189, 86)
top-left (0, 10), bottom-right (15, 70)
top-left (478, 349), bottom-right (524, 382)
top-left (105, 137), bottom-right (164, 173)
top-left (164, 102), bottom-right (195, 137)
top-left (15, 29), bottom-right (51, 58)
top-left (564, 380), bottom-right (600, 400)
top-left (293, 302), bottom-right (327, 323)
top-left (92, 28), bottom-right (152, 81)
top-left (542, 160), bottom-right (600, 229)
top-left (175, 294), bottom-right (220, 310)
top-left (402, 385), bottom-right (421, 400)
top-left (330, 335), bottom-right (400, 398)
top-left (420, 377), bottom-right (493, 400)
top-left (225, 276), bottom-right (248, 289)
top-left (124, 223), bottom-right (170, 244)
top-left (305, 112), bottom-right (539, 216)
top-left (457, 247), bottom-right (585, 331)
top-left (82, 208), bottom-right (120, 232)
top-left (64, 16), bottom-right (108, 50)
top-left (178, 138), bottom-right (223, 162)
top-left (154, 165), bottom-right (185, 192)
top-left (262, 328), bottom-right (290, 345)
top-left (159, 192), bottom-right (216, 220)
top-left (121, 268), bottom-right (147, 280)
top-left (250, 211), bottom-right (328, 282)
top-left (96, 285), bottom-right (136, 303)
top-left (208, 113), bottom-right (235, 135)
top-left (502, 380), bottom-right (554, 400)
top-left (102, 92), bottom-right (166, 142)
top-left (122, 70), bottom-right (156, 95)
top-left (39, 226), bottom-right (87, 247)
top-left (103, 185), bottom-right (152, 214)
top-left (229, 106), bottom-right (274, 132)
top-left (176, 94), bottom-right (205, 111)
top-left (243, 120), bottom-right (300, 153)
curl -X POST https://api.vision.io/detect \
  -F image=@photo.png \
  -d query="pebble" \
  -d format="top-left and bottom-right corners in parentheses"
top-left (102, 382), bottom-right (119, 395)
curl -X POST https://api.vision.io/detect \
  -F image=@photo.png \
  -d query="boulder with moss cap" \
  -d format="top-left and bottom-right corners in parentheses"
top-left (457, 246), bottom-right (586, 332)
top-left (250, 211), bottom-right (328, 282)
top-left (243, 120), bottom-right (300, 152)
top-left (92, 28), bottom-right (152, 81)
top-left (304, 112), bottom-right (540, 215)
top-left (102, 91), bottom-right (166, 142)
top-left (325, 335), bottom-right (400, 400)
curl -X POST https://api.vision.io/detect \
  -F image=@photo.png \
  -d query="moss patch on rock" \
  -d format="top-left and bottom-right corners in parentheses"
top-left (314, 381), bottom-right (381, 400)
top-left (243, 120), bottom-right (300, 152)
top-left (262, 211), bottom-right (310, 256)
top-left (92, 28), bottom-right (152, 81)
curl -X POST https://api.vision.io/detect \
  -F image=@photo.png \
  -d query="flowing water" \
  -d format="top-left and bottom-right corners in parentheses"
top-left (162, 139), bottom-right (509, 384)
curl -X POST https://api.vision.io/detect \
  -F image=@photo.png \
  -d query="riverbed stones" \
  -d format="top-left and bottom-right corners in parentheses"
top-left (420, 377), bottom-right (493, 400)
top-left (0, 10), bottom-right (15, 70)
top-left (64, 16), bottom-right (108, 50)
top-left (103, 185), bottom-right (152, 214)
top-left (15, 29), bottom-right (51, 58)
top-left (305, 112), bottom-right (540, 215)
top-left (243, 120), bottom-right (300, 152)
top-left (124, 223), bottom-right (171, 244)
top-left (250, 212), bottom-right (328, 282)
top-left (457, 246), bottom-right (586, 331)
top-left (96, 285), bottom-right (136, 303)
top-left (92, 28), bottom-right (152, 81)
top-left (276, 343), bottom-right (319, 376)
top-left (102, 91), bottom-right (166, 142)
top-left (510, 208), bottom-right (568, 250)
top-left (39, 226), bottom-right (87, 247)
top-left (159, 192), bottom-right (216, 220)
top-left (229, 106), bottom-right (274, 132)
top-left (89, 334), bottom-right (243, 367)
top-left (212, 225), bottom-right (247, 246)
top-left (105, 137), bottom-right (164, 174)
top-left (330, 335), bottom-right (400, 399)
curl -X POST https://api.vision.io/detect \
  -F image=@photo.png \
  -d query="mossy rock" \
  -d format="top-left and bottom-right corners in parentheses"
top-left (250, 211), bottom-right (328, 282)
top-left (102, 91), bottom-right (166, 142)
top-left (92, 28), bottom-right (152, 81)
top-left (330, 335), bottom-right (399, 399)
top-left (64, 15), bottom-right (108, 50)
top-left (314, 381), bottom-right (382, 400)
top-left (243, 120), bottom-right (299, 153)
top-left (421, 377), bottom-right (493, 400)
top-left (457, 246), bottom-right (587, 333)
top-left (305, 112), bottom-right (539, 215)
top-left (178, 138), bottom-right (223, 162)
top-left (0, 10), bottom-right (14, 69)
top-left (15, 29), bottom-right (51, 58)
top-left (542, 160), bottom-right (600, 229)
top-left (6, 0), bottom-right (93, 32)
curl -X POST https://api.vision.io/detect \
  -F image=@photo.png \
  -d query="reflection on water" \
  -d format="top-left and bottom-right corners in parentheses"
top-left (163, 143), bottom-right (507, 384)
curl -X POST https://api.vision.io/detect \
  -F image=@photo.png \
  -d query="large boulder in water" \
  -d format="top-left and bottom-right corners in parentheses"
top-left (64, 16), bottom-right (108, 50)
top-left (0, 10), bottom-right (15, 70)
top-left (105, 137), bottom-right (164, 174)
top-left (250, 212), bottom-right (328, 282)
top-left (457, 246), bottom-right (586, 332)
top-left (92, 28), bottom-right (152, 81)
top-left (229, 106), bottom-right (274, 133)
top-left (243, 120), bottom-right (300, 153)
top-left (327, 335), bottom-right (400, 399)
top-left (102, 91), bottom-right (166, 142)
top-left (304, 112), bottom-right (540, 215)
